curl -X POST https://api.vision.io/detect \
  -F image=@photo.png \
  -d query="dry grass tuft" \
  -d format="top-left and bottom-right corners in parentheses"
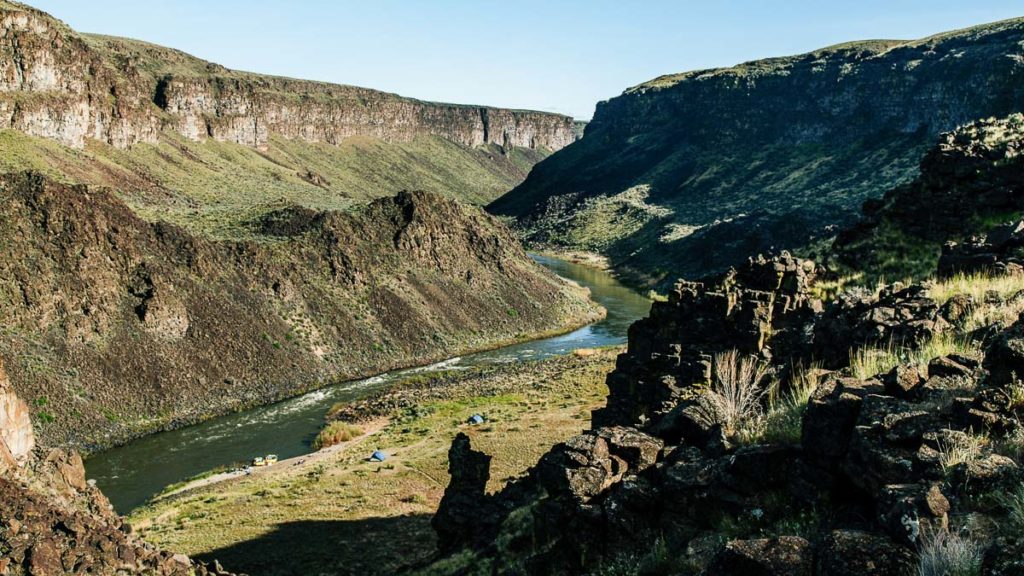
top-left (917, 529), bottom-right (984, 576)
top-left (936, 431), bottom-right (988, 475)
top-left (694, 349), bottom-right (773, 442)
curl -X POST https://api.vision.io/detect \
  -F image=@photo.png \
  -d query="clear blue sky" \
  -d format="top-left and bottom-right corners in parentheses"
top-left (29, 1), bottom-right (1024, 119)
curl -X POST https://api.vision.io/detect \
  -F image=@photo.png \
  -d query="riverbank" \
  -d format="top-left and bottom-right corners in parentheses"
top-left (127, 347), bottom-right (621, 576)
top-left (83, 297), bottom-right (604, 455)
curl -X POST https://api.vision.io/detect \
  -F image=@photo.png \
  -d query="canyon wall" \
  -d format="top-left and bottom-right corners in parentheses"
top-left (0, 172), bottom-right (599, 450)
top-left (491, 17), bottom-right (1024, 288)
top-left (0, 1), bottom-right (576, 151)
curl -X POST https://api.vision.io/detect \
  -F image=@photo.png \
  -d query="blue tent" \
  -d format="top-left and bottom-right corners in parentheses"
top-left (467, 414), bottom-right (485, 425)
top-left (369, 450), bottom-right (388, 462)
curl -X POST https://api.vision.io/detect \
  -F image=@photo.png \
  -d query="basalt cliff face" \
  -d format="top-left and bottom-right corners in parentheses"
top-left (0, 172), bottom-right (600, 450)
top-left (0, 1), bottom-right (576, 221)
top-left (0, 1), bottom-right (575, 152)
top-left (491, 18), bottom-right (1024, 289)
top-left (427, 252), bottom-right (1024, 575)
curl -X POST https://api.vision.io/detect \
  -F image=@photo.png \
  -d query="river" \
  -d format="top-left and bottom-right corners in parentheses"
top-left (85, 255), bottom-right (652, 513)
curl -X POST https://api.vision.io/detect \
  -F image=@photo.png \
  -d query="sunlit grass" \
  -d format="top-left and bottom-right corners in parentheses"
top-left (849, 333), bottom-right (981, 381)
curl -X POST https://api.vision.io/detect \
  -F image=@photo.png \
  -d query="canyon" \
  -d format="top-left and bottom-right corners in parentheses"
top-left (492, 17), bottom-right (1024, 289)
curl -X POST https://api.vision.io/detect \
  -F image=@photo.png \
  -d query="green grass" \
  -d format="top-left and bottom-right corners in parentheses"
top-left (848, 333), bottom-right (981, 381)
top-left (126, 349), bottom-right (619, 576)
top-left (0, 129), bottom-right (545, 240)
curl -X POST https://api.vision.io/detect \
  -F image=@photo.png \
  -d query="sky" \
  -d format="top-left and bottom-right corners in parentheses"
top-left (28, 1), bottom-right (1024, 120)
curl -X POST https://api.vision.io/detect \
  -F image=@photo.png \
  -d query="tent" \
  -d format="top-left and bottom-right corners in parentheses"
top-left (369, 450), bottom-right (388, 462)
top-left (467, 414), bottom-right (485, 425)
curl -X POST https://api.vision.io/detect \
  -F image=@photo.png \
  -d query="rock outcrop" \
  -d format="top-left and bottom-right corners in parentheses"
top-left (427, 253), bottom-right (1024, 575)
top-left (491, 19), bottom-right (1024, 289)
top-left (833, 114), bottom-right (1024, 280)
top-left (0, 171), bottom-right (600, 449)
top-left (0, 356), bottom-right (237, 575)
top-left (0, 357), bottom-right (33, 474)
top-left (0, 1), bottom-right (576, 152)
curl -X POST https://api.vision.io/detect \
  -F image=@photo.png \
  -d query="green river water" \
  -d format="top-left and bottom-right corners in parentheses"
top-left (86, 255), bottom-right (652, 513)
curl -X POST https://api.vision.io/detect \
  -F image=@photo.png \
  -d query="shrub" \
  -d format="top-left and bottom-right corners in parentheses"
top-left (917, 530), bottom-right (983, 576)
top-left (694, 349), bottom-right (772, 442)
top-left (312, 422), bottom-right (363, 450)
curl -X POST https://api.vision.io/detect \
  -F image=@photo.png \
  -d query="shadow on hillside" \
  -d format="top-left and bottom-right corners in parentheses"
top-left (197, 513), bottom-right (436, 576)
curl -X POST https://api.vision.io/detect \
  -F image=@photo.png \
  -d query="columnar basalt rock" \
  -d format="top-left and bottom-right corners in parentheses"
top-left (430, 253), bottom-right (1024, 575)
top-left (594, 253), bottom-right (821, 431)
top-left (938, 221), bottom-right (1024, 278)
top-left (0, 357), bottom-right (33, 471)
top-left (834, 114), bottom-right (1024, 279)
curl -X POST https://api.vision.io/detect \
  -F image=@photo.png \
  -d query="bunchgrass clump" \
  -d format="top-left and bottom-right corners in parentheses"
top-left (917, 530), bottom-right (984, 576)
top-left (849, 333), bottom-right (980, 381)
top-left (762, 362), bottom-right (823, 445)
top-left (937, 431), bottom-right (989, 475)
top-left (996, 482), bottom-right (1024, 535)
top-left (928, 273), bottom-right (1024, 306)
top-left (312, 422), bottom-right (363, 450)
top-left (694, 349), bottom-right (773, 443)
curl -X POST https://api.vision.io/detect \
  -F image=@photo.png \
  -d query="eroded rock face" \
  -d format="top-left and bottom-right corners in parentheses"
top-left (0, 357), bottom-right (33, 467)
top-left (0, 173), bottom-right (599, 449)
top-left (0, 2), bottom-right (576, 152)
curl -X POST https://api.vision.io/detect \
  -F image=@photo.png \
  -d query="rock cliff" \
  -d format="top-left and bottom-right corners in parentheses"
top-left (0, 171), bottom-right (600, 449)
top-left (427, 253), bottom-right (1024, 575)
top-left (0, 1), bottom-right (576, 153)
top-left (490, 18), bottom-right (1024, 289)
top-left (0, 357), bottom-right (238, 575)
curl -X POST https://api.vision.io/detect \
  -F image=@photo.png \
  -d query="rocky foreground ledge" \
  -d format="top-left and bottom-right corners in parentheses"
top-left (427, 252), bottom-right (1024, 575)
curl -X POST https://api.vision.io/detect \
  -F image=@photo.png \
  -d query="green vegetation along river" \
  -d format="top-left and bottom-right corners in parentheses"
top-left (86, 255), bottom-right (652, 513)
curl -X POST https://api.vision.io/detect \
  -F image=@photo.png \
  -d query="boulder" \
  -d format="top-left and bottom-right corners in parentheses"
top-left (817, 530), bottom-right (915, 576)
top-left (703, 536), bottom-right (813, 576)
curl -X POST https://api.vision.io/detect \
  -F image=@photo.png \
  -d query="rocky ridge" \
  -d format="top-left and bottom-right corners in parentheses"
top-left (491, 18), bottom-right (1024, 289)
top-left (0, 171), bottom-right (600, 449)
top-left (427, 250), bottom-right (1024, 575)
top-left (0, 1), bottom-right (576, 152)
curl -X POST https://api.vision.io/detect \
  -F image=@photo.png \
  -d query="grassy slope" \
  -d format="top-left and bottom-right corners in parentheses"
top-left (492, 17), bottom-right (1024, 289)
top-left (127, 348), bottom-right (619, 576)
top-left (0, 129), bottom-right (544, 239)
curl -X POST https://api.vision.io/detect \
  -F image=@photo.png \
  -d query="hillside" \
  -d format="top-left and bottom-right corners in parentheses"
top-left (0, 1), bottom-right (577, 237)
top-left (490, 17), bottom-right (1024, 289)
top-left (0, 172), bottom-right (600, 450)
top-left (831, 113), bottom-right (1024, 281)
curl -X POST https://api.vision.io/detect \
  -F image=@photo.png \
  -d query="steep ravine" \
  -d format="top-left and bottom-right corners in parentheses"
top-left (0, 171), bottom-right (601, 450)
top-left (492, 17), bottom-right (1024, 289)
